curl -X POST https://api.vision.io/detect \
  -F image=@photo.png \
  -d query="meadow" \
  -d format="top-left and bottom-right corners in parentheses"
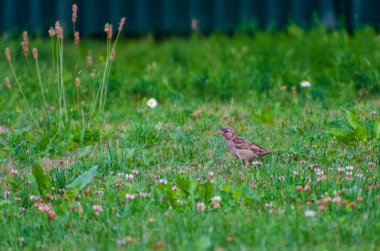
top-left (0, 24), bottom-right (379, 250)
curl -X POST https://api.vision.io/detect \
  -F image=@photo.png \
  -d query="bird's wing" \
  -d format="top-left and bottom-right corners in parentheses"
top-left (233, 136), bottom-right (268, 153)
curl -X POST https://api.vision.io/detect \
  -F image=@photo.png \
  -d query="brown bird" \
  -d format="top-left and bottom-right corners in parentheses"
top-left (217, 126), bottom-right (276, 167)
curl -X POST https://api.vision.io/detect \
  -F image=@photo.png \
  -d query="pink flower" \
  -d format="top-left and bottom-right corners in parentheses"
top-left (93, 205), bottom-right (103, 215)
top-left (368, 162), bottom-right (375, 167)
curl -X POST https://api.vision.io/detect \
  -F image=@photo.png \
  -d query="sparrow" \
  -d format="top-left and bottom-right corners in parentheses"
top-left (217, 126), bottom-right (276, 167)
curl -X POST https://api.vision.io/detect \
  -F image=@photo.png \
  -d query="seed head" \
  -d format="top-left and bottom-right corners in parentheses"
top-left (109, 48), bottom-right (115, 62)
top-left (74, 31), bottom-right (80, 45)
top-left (55, 21), bottom-right (64, 39)
top-left (118, 17), bottom-right (126, 32)
top-left (75, 78), bottom-right (80, 88)
top-left (4, 77), bottom-right (11, 90)
top-left (72, 4), bottom-right (78, 23)
top-left (22, 31), bottom-right (29, 56)
top-left (104, 23), bottom-right (113, 39)
top-left (87, 56), bottom-right (92, 68)
top-left (5, 47), bottom-right (11, 61)
top-left (32, 48), bottom-right (38, 59)
top-left (48, 27), bottom-right (55, 37)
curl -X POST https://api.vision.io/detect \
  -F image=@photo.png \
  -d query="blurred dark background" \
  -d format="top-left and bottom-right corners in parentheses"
top-left (0, 0), bottom-right (379, 36)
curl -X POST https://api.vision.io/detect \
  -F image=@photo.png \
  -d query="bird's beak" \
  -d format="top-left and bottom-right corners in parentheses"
top-left (217, 130), bottom-right (223, 135)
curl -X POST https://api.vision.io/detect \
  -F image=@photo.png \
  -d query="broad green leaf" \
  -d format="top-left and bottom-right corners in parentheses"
top-left (176, 173), bottom-right (190, 196)
top-left (66, 165), bottom-right (98, 191)
top-left (0, 200), bottom-right (11, 207)
top-left (375, 120), bottom-right (380, 139)
top-left (32, 163), bottom-right (52, 196)
top-left (327, 128), bottom-right (347, 138)
top-left (346, 110), bottom-right (359, 130)
top-left (198, 181), bottom-right (214, 203)
top-left (354, 126), bottom-right (367, 139)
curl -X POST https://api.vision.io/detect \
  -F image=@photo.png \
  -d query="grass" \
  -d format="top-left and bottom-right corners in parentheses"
top-left (0, 26), bottom-right (380, 250)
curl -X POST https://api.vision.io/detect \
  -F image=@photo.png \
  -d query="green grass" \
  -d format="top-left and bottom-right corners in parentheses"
top-left (0, 28), bottom-right (380, 250)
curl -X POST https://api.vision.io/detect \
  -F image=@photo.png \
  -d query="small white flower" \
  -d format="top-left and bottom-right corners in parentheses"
top-left (132, 170), bottom-right (139, 175)
top-left (370, 111), bottom-right (377, 116)
top-left (346, 166), bottom-right (354, 171)
top-left (278, 176), bottom-right (285, 182)
top-left (155, 122), bottom-right (162, 130)
top-left (157, 179), bottom-right (168, 184)
top-left (125, 174), bottom-right (134, 181)
top-left (10, 169), bottom-right (19, 175)
top-left (197, 202), bottom-right (206, 211)
top-left (292, 170), bottom-right (298, 176)
top-left (304, 210), bottom-right (316, 217)
top-left (337, 167), bottom-right (345, 172)
top-left (172, 185), bottom-right (177, 191)
top-left (346, 171), bottom-right (352, 176)
top-left (211, 196), bottom-right (221, 203)
top-left (125, 194), bottom-right (136, 200)
top-left (315, 170), bottom-right (324, 176)
top-left (356, 173), bottom-right (363, 178)
top-left (252, 161), bottom-right (262, 166)
top-left (300, 80), bottom-right (311, 88)
top-left (208, 172), bottom-right (214, 178)
top-left (147, 98), bottom-right (157, 108)
top-left (29, 195), bottom-right (37, 201)
top-left (95, 190), bottom-right (104, 195)
top-left (139, 192), bottom-right (149, 198)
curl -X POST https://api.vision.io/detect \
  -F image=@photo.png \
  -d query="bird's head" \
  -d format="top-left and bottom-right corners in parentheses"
top-left (217, 126), bottom-right (236, 140)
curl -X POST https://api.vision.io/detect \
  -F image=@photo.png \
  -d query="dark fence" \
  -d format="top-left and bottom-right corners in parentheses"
top-left (1, 0), bottom-right (379, 36)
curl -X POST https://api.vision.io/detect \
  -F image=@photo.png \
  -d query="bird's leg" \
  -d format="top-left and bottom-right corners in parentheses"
top-left (244, 160), bottom-right (251, 167)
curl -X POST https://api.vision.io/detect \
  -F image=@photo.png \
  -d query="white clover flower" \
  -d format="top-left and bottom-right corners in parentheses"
top-left (278, 176), bottom-right (285, 182)
top-left (346, 166), bottom-right (354, 171)
top-left (211, 196), bottom-right (221, 203)
top-left (172, 185), bottom-right (177, 191)
top-left (208, 172), bottom-right (214, 178)
top-left (131, 169), bottom-right (139, 175)
top-left (139, 192), bottom-right (149, 198)
top-left (370, 111), bottom-right (377, 116)
top-left (346, 171), bottom-right (352, 176)
top-left (157, 179), bottom-right (168, 184)
top-left (304, 210), bottom-right (316, 217)
top-left (95, 190), bottom-right (104, 195)
top-left (252, 161), bottom-right (262, 166)
top-left (356, 173), bottom-right (364, 179)
top-left (125, 194), bottom-right (136, 200)
top-left (300, 81), bottom-right (311, 88)
top-left (125, 174), bottom-right (134, 181)
top-left (147, 98), bottom-right (157, 108)
top-left (10, 169), bottom-right (19, 175)
top-left (337, 167), bottom-right (345, 172)
top-left (197, 202), bottom-right (206, 212)
top-left (29, 195), bottom-right (37, 201)
top-left (292, 170), bottom-right (298, 176)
